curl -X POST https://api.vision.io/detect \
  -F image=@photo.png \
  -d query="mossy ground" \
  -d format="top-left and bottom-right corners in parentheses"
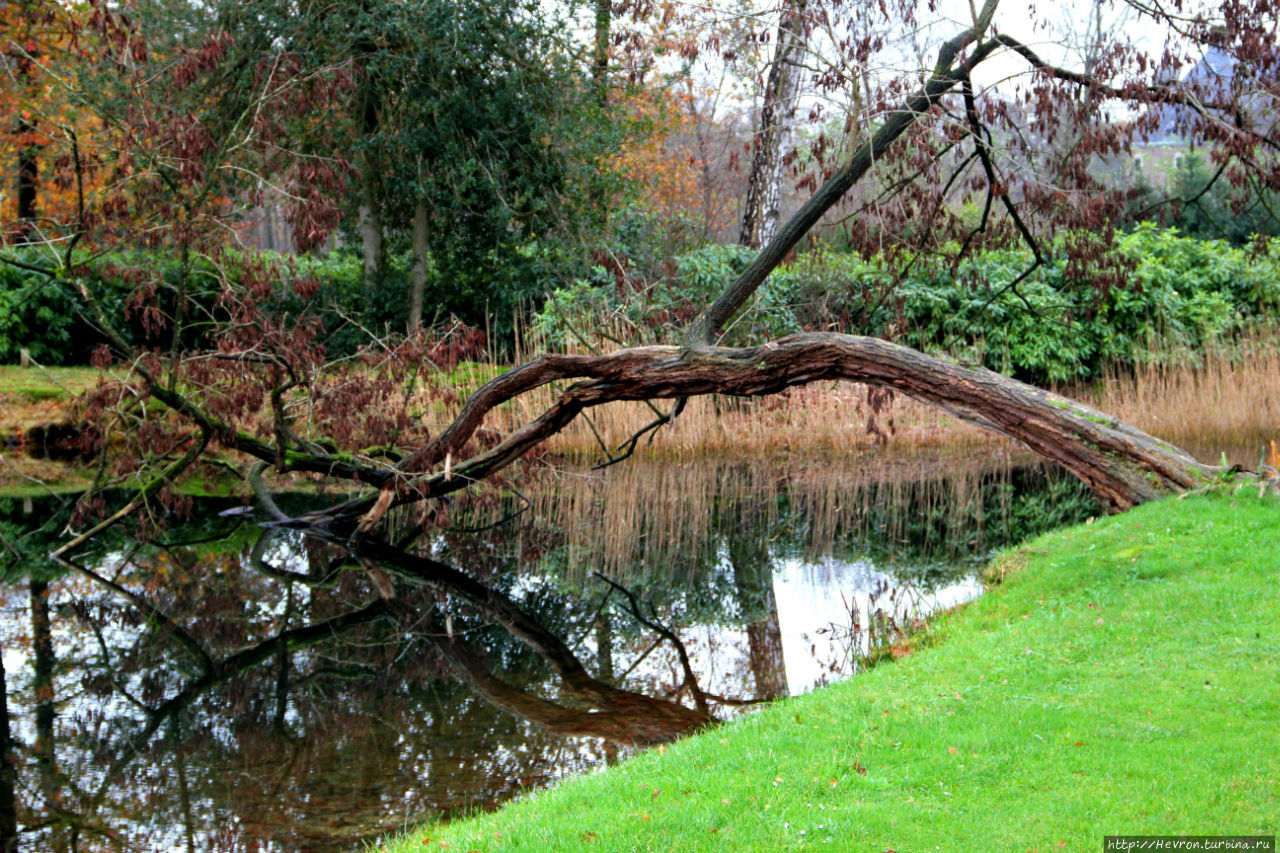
top-left (381, 489), bottom-right (1279, 853)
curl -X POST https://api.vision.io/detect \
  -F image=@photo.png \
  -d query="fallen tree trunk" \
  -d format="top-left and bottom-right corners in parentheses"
top-left (302, 333), bottom-right (1223, 531)
top-left (543, 333), bottom-right (1220, 511)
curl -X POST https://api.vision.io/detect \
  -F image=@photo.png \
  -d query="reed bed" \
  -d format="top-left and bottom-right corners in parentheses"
top-left (1086, 328), bottom-right (1280, 464)
top-left (459, 449), bottom-right (1060, 583)
top-left (455, 352), bottom-right (1006, 461)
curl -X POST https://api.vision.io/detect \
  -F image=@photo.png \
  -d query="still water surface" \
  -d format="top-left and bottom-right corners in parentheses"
top-left (0, 451), bottom-right (1105, 851)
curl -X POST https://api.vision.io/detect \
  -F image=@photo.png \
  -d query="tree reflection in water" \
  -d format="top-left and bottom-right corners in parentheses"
top-left (0, 455), bottom-right (1100, 851)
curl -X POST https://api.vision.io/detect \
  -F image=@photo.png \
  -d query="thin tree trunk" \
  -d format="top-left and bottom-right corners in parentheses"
top-left (13, 35), bottom-right (39, 244)
top-left (357, 74), bottom-right (384, 298)
top-left (16, 139), bottom-right (37, 243)
top-left (592, 0), bottom-right (609, 105)
top-left (273, 583), bottom-right (293, 731)
top-left (739, 0), bottom-right (807, 249)
top-left (690, 3), bottom-right (1002, 345)
top-left (0, 640), bottom-right (17, 853)
top-left (31, 580), bottom-right (55, 796)
top-left (595, 614), bottom-right (614, 682)
top-left (590, 0), bottom-right (611, 226)
top-left (357, 160), bottom-right (384, 295)
top-left (408, 201), bottom-right (429, 334)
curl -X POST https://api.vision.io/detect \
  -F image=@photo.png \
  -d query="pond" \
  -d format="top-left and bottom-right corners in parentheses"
top-left (0, 449), bottom-right (1113, 851)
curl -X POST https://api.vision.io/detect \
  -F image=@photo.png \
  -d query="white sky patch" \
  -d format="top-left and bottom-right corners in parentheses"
top-left (771, 555), bottom-right (983, 694)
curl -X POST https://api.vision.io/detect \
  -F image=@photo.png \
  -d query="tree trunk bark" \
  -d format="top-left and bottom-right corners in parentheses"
top-left (13, 36), bottom-right (39, 245)
top-left (298, 329), bottom-right (1224, 535)
top-left (16, 139), bottom-right (37, 243)
top-left (592, 0), bottom-right (609, 105)
top-left (739, 0), bottom-right (807, 250)
top-left (689, 7), bottom-right (1002, 345)
top-left (595, 614), bottom-right (615, 682)
top-left (357, 159), bottom-right (384, 296)
top-left (0, 640), bottom-right (16, 853)
top-left (401, 334), bottom-right (1218, 513)
top-left (408, 201), bottom-right (428, 334)
top-left (555, 335), bottom-right (1217, 510)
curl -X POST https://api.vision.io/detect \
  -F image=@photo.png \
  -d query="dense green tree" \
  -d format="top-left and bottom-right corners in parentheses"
top-left (221, 0), bottom-right (614, 334)
top-left (1168, 150), bottom-right (1280, 243)
top-left (364, 0), bottom-right (610, 335)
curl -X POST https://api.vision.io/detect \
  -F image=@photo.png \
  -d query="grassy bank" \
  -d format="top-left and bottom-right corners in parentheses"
top-left (382, 489), bottom-right (1279, 852)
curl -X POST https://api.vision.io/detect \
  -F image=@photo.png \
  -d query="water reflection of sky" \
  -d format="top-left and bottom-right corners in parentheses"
top-left (586, 557), bottom-right (986, 704)
top-left (773, 557), bottom-right (985, 694)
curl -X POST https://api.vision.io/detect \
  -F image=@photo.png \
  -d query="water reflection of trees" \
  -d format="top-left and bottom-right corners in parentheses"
top-left (0, 493), bottom-right (736, 850)
top-left (0, 456), bottom-right (1099, 851)
top-left (486, 453), bottom-right (1102, 585)
top-left (0, 501), bottom-right (623, 850)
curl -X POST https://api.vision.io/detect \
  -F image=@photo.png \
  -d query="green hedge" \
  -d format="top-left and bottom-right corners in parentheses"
top-left (883, 224), bottom-right (1280, 383)
top-left (0, 248), bottom-right (409, 365)
top-left (538, 224), bottom-right (1280, 385)
top-left (7, 225), bottom-right (1279, 379)
top-left (0, 257), bottom-right (80, 364)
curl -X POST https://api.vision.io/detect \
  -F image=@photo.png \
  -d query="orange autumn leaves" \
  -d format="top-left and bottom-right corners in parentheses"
top-left (610, 83), bottom-right (743, 239)
top-left (2, 2), bottom-right (244, 251)
top-left (1, 0), bottom-right (106, 241)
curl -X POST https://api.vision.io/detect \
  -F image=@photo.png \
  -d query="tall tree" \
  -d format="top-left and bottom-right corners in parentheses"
top-left (739, 0), bottom-right (809, 249)
top-left (370, 0), bottom-right (608, 333)
top-left (2, 0), bottom-right (77, 243)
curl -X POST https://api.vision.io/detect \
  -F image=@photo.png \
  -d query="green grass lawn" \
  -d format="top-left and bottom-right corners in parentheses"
top-left (0, 364), bottom-right (105, 433)
top-left (382, 488), bottom-right (1279, 853)
top-left (0, 364), bottom-right (104, 400)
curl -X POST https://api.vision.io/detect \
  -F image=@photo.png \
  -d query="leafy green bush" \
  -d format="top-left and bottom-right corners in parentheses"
top-left (9, 224), bottom-right (1277, 378)
top-left (534, 242), bottom-right (798, 345)
top-left (786, 224), bottom-right (1280, 384)
top-left (0, 255), bottom-right (79, 364)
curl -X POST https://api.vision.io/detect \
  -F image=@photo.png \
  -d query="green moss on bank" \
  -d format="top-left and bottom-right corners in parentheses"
top-left (382, 489), bottom-right (1279, 852)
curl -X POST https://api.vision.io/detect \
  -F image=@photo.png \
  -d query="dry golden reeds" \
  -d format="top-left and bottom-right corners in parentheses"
top-left (456, 449), bottom-right (1049, 583)
top-left (1086, 327), bottom-right (1280, 466)
top-left (455, 323), bottom-right (1007, 460)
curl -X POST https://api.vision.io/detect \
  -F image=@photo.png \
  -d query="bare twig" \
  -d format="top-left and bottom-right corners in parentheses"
top-left (592, 572), bottom-right (709, 716)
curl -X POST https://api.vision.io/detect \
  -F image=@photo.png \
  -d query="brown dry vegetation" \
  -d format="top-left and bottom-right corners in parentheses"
top-left (489, 381), bottom-right (1002, 458)
top-left (1086, 331), bottom-right (1280, 464)
top-left (466, 448), bottom-right (1049, 583)
top-left (2, 330), bottom-right (1277, 495)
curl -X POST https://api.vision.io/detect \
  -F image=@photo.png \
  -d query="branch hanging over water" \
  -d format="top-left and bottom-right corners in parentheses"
top-left (300, 334), bottom-right (1225, 533)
